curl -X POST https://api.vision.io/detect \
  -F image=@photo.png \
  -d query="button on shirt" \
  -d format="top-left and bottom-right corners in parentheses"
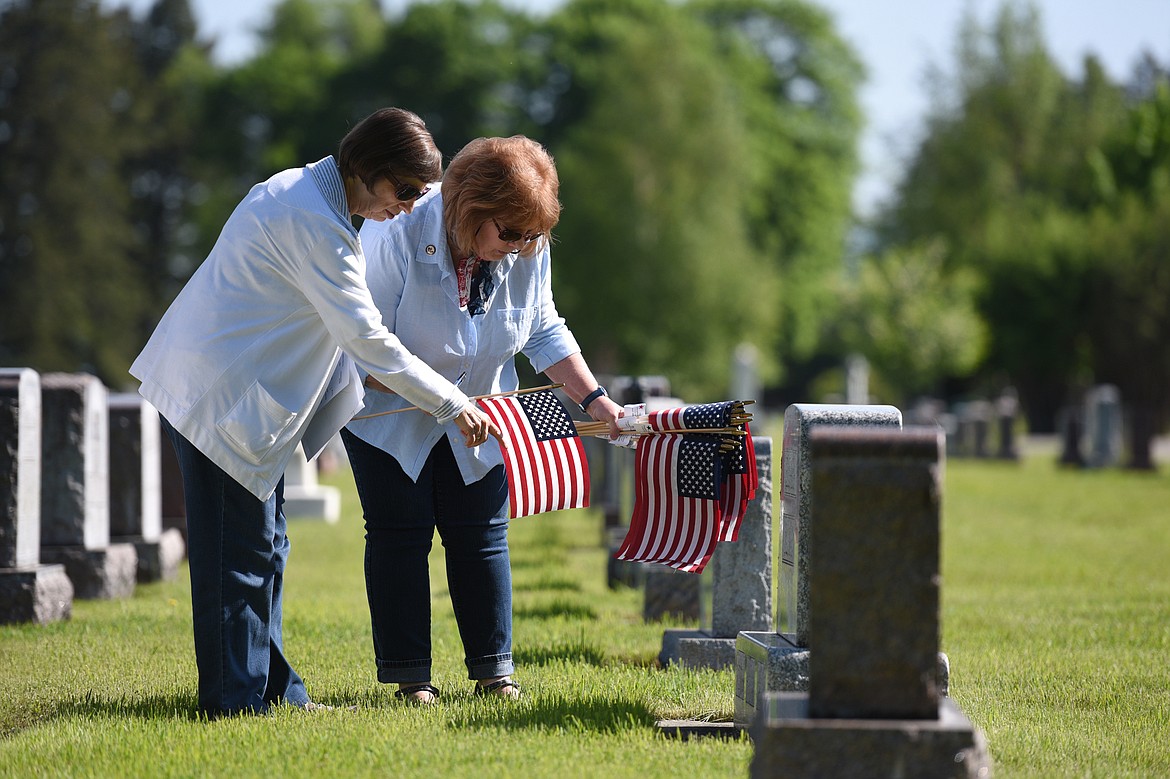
top-left (345, 189), bottom-right (581, 484)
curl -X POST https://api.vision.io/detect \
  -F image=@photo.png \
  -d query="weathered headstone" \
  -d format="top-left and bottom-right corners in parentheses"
top-left (109, 394), bottom-right (185, 582)
top-left (0, 369), bottom-right (74, 624)
top-left (844, 354), bottom-right (869, 405)
top-left (735, 403), bottom-right (951, 728)
top-left (39, 373), bottom-right (136, 599)
top-left (660, 436), bottom-right (773, 670)
top-left (1084, 384), bottom-right (1122, 469)
top-left (751, 426), bottom-right (990, 778)
top-left (282, 444), bottom-right (340, 522)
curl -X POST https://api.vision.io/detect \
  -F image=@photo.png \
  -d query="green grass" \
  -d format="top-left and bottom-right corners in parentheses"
top-left (2, 453), bottom-right (1169, 777)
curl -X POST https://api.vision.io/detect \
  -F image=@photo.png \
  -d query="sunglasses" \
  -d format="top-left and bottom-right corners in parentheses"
top-left (492, 218), bottom-right (542, 246)
top-left (386, 172), bottom-right (430, 202)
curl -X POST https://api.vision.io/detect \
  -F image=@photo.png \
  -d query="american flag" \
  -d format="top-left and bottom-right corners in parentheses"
top-left (645, 400), bottom-right (736, 432)
top-left (615, 432), bottom-right (724, 574)
top-left (717, 424), bottom-right (757, 542)
top-left (478, 390), bottom-right (590, 519)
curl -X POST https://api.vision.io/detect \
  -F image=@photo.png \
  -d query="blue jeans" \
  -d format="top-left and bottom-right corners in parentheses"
top-left (161, 417), bottom-right (309, 716)
top-left (341, 429), bottom-right (513, 685)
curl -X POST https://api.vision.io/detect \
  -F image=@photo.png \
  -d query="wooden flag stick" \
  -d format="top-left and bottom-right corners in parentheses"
top-left (352, 383), bottom-right (566, 421)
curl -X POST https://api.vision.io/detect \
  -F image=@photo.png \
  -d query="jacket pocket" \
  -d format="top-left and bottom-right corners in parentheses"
top-left (217, 381), bottom-right (298, 465)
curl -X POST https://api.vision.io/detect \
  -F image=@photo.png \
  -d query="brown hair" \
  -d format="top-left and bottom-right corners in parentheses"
top-left (337, 107), bottom-right (443, 192)
top-left (442, 136), bottom-right (561, 260)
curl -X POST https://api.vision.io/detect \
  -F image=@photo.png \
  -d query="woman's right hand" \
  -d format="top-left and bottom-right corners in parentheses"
top-left (454, 404), bottom-right (505, 449)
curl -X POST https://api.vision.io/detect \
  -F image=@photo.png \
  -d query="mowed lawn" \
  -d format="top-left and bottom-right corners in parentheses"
top-left (1, 445), bottom-right (1168, 778)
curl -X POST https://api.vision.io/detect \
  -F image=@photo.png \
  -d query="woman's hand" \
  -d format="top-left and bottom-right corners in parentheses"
top-left (454, 404), bottom-right (505, 449)
top-left (364, 375), bottom-right (395, 393)
top-left (588, 395), bottom-right (625, 438)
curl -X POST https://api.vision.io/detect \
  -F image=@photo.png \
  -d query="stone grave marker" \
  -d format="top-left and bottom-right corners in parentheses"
top-left (1084, 384), bottom-right (1122, 468)
top-left (750, 426), bottom-right (990, 778)
top-left (735, 403), bottom-right (951, 728)
top-left (282, 444), bottom-right (340, 522)
top-left (0, 369), bottom-right (73, 624)
top-left (109, 394), bottom-right (185, 581)
top-left (39, 373), bottom-right (136, 599)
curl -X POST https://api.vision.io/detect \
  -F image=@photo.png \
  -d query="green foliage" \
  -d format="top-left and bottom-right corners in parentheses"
top-left (873, 0), bottom-right (1170, 438)
top-left (836, 240), bottom-right (987, 398)
top-left (0, 0), bottom-right (150, 384)
top-left (690, 0), bottom-right (864, 361)
top-left (546, 0), bottom-right (779, 398)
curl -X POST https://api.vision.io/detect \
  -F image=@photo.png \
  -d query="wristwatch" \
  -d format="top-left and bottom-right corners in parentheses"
top-left (579, 386), bottom-right (608, 413)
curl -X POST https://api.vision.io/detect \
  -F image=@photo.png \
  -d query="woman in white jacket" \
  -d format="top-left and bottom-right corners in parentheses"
top-left (130, 107), bottom-right (501, 717)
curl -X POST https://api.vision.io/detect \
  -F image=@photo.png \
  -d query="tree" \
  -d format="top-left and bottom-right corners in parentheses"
top-left (1083, 80), bottom-right (1170, 468)
top-left (875, 0), bottom-right (1128, 430)
top-left (835, 240), bottom-right (987, 400)
top-left (541, 0), bottom-right (779, 399)
top-left (688, 0), bottom-right (864, 367)
top-left (0, 0), bottom-right (150, 385)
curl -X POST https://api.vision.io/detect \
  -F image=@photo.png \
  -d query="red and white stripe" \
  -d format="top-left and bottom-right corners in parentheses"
top-left (478, 396), bottom-right (589, 519)
top-left (615, 433), bottom-right (719, 574)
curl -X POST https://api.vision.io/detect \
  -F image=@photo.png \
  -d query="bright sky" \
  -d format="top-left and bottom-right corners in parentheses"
top-left (111, 0), bottom-right (1169, 216)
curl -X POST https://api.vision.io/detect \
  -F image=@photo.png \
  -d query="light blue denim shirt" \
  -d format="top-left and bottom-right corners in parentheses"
top-left (345, 188), bottom-right (581, 484)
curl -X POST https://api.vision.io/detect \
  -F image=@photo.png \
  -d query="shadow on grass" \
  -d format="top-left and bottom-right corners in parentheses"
top-left (2, 691), bottom-right (203, 739)
top-left (514, 638), bottom-right (606, 667)
top-left (512, 576), bottom-right (582, 593)
top-left (513, 599), bottom-right (597, 620)
top-left (448, 693), bottom-right (655, 734)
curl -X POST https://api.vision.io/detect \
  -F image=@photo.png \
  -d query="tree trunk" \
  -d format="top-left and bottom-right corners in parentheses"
top-left (1127, 404), bottom-right (1157, 471)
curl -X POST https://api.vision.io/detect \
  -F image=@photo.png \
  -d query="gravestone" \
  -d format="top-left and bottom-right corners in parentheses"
top-left (282, 444), bottom-right (340, 522)
top-left (735, 403), bottom-right (950, 728)
top-left (39, 373), bottom-right (136, 599)
top-left (109, 394), bottom-right (185, 581)
top-left (1083, 384), bottom-right (1122, 469)
top-left (0, 369), bottom-right (74, 624)
top-left (659, 437), bottom-right (773, 670)
top-left (751, 426), bottom-right (990, 778)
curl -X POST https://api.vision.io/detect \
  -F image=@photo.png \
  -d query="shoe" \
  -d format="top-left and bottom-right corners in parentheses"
top-left (302, 701), bottom-right (334, 712)
top-left (395, 683), bottom-right (440, 705)
top-left (474, 677), bottom-right (522, 699)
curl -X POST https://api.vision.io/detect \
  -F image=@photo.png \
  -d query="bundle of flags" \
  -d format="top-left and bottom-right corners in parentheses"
top-left (612, 401), bottom-right (757, 574)
top-left (475, 388), bottom-right (756, 574)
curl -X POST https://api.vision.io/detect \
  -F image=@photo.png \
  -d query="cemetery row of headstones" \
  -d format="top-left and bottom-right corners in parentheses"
top-left (590, 393), bottom-right (991, 773)
top-left (908, 383), bottom-right (1127, 469)
top-left (1, 369), bottom-right (187, 624)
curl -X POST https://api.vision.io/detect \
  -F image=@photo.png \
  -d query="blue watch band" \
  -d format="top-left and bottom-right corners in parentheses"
top-left (579, 386), bottom-right (607, 413)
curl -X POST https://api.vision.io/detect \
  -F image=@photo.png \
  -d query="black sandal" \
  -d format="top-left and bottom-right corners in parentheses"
top-left (475, 678), bottom-right (522, 698)
top-left (395, 683), bottom-right (440, 703)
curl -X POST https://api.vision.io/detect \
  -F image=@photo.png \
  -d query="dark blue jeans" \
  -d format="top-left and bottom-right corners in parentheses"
top-left (341, 429), bottom-right (513, 685)
top-left (161, 417), bottom-right (309, 716)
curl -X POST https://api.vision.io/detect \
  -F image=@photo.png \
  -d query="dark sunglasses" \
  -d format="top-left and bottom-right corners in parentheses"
top-left (492, 218), bottom-right (542, 246)
top-left (386, 172), bottom-right (430, 202)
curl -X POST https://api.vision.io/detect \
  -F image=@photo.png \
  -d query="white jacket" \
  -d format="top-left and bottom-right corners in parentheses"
top-left (130, 157), bottom-right (468, 500)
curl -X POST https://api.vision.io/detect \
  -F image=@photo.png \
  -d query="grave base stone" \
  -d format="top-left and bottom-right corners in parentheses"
top-left (0, 564), bottom-right (74, 625)
top-left (282, 446), bottom-right (340, 522)
top-left (751, 693), bottom-right (991, 779)
top-left (734, 633), bottom-right (950, 728)
top-left (128, 527), bottom-right (185, 583)
top-left (42, 543), bottom-right (137, 600)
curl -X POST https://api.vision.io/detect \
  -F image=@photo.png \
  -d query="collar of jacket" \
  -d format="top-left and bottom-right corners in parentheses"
top-left (306, 155), bottom-right (355, 236)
